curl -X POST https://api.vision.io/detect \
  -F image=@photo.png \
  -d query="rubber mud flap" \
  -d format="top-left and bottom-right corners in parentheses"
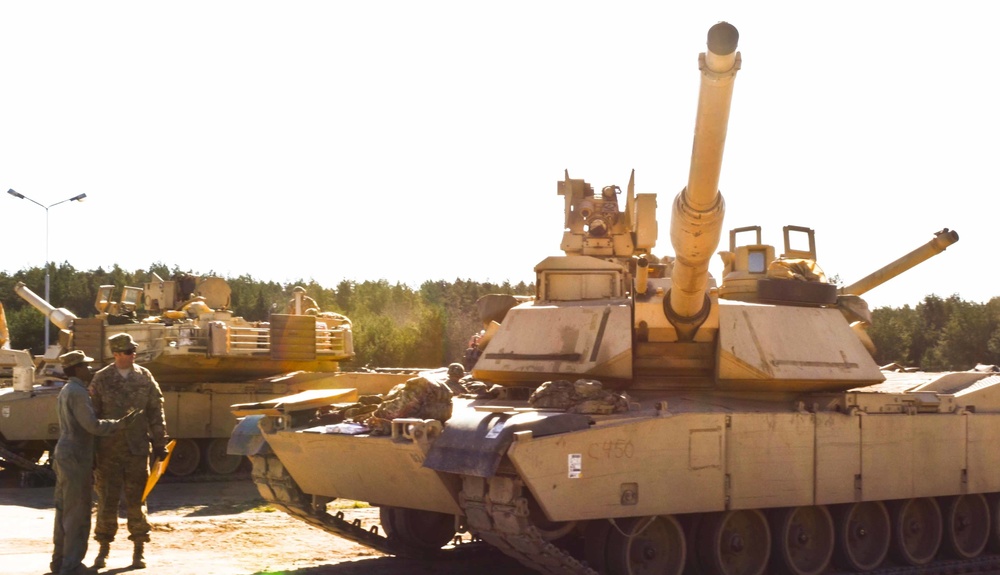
top-left (228, 414), bottom-right (272, 456)
top-left (423, 409), bottom-right (590, 477)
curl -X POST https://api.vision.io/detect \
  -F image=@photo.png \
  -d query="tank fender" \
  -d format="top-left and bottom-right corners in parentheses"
top-left (423, 408), bottom-right (591, 477)
top-left (227, 414), bottom-right (272, 457)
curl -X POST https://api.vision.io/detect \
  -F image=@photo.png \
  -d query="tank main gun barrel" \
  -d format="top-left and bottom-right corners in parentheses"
top-left (13, 281), bottom-right (78, 330)
top-left (668, 22), bottom-right (741, 340)
top-left (839, 228), bottom-right (960, 297)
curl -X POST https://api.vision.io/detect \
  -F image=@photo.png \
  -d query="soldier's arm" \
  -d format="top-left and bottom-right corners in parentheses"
top-left (144, 371), bottom-right (170, 448)
top-left (71, 387), bottom-right (121, 436)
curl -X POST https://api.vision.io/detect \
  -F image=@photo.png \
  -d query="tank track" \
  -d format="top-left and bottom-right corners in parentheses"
top-left (0, 440), bottom-right (54, 482)
top-left (857, 556), bottom-right (1000, 575)
top-left (460, 473), bottom-right (598, 575)
top-left (458, 473), bottom-right (1000, 575)
top-left (247, 453), bottom-right (400, 553)
top-left (248, 452), bottom-right (509, 564)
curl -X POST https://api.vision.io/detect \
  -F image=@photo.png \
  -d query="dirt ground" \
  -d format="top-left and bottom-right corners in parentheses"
top-left (0, 471), bottom-right (533, 575)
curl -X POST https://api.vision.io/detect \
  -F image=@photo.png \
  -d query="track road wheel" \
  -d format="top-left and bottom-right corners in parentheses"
top-left (166, 438), bottom-right (200, 476)
top-left (604, 515), bottom-right (685, 575)
top-left (525, 491), bottom-right (577, 541)
top-left (680, 514), bottom-right (704, 575)
top-left (832, 501), bottom-right (890, 572)
top-left (379, 506), bottom-right (455, 555)
top-left (584, 520), bottom-right (613, 574)
top-left (202, 438), bottom-right (243, 475)
top-left (768, 506), bottom-right (834, 575)
top-left (889, 497), bottom-right (942, 566)
top-left (941, 494), bottom-right (989, 559)
top-left (697, 509), bottom-right (770, 575)
top-left (989, 494), bottom-right (1000, 553)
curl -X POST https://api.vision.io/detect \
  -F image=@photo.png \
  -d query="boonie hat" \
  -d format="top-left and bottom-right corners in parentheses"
top-left (109, 333), bottom-right (139, 353)
top-left (59, 350), bottom-right (94, 369)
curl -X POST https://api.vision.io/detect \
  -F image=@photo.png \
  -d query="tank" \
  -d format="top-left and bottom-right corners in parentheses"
top-left (1, 279), bottom-right (414, 479)
top-left (0, 302), bottom-right (57, 480)
top-left (229, 22), bottom-right (999, 575)
top-left (13, 273), bottom-right (354, 383)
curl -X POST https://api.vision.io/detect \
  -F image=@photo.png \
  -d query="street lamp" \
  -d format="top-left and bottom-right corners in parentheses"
top-left (7, 188), bottom-right (88, 351)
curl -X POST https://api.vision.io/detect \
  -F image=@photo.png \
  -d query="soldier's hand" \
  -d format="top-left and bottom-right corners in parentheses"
top-left (152, 445), bottom-right (170, 462)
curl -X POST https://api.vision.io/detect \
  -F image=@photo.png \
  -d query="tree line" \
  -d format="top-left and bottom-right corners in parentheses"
top-left (2, 263), bottom-right (998, 372)
top-left (869, 295), bottom-right (1000, 371)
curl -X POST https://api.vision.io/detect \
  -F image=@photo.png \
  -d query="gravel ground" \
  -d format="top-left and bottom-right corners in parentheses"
top-left (0, 472), bottom-right (532, 575)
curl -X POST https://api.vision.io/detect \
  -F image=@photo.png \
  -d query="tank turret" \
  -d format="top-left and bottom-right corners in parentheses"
top-left (472, 21), bottom-right (962, 393)
top-left (474, 22), bottom-right (742, 384)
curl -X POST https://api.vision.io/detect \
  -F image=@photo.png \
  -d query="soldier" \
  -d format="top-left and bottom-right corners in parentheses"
top-left (444, 363), bottom-right (467, 395)
top-left (89, 333), bottom-right (169, 570)
top-left (462, 332), bottom-right (483, 370)
top-left (50, 351), bottom-right (134, 575)
top-left (285, 285), bottom-right (320, 315)
top-left (179, 295), bottom-right (212, 318)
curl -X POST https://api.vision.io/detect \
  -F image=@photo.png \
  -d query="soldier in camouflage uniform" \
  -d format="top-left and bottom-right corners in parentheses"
top-left (50, 351), bottom-right (133, 575)
top-left (444, 363), bottom-right (467, 395)
top-left (89, 333), bottom-right (169, 570)
top-left (285, 285), bottom-right (320, 315)
top-left (367, 376), bottom-right (453, 435)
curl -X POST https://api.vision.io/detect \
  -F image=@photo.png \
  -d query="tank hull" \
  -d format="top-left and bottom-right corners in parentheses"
top-left (507, 391), bottom-right (993, 523)
top-left (240, 371), bottom-right (1000, 573)
top-left (261, 429), bottom-right (463, 514)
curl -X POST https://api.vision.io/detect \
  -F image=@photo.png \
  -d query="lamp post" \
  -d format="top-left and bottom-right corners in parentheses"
top-left (7, 188), bottom-right (88, 351)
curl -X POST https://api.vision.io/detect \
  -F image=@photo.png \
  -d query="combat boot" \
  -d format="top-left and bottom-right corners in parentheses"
top-left (131, 541), bottom-right (145, 569)
top-left (92, 542), bottom-right (110, 569)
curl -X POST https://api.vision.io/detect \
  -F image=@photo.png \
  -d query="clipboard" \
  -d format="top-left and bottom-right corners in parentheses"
top-left (142, 439), bottom-right (177, 503)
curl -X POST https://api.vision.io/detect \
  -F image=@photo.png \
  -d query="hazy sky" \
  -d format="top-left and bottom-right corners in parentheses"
top-left (2, 2), bottom-right (996, 311)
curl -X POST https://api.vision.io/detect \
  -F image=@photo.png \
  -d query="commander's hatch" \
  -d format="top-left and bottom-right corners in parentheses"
top-left (95, 285), bottom-right (115, 316)
top-left (95, 285), bottom-right (144, 317)
top-left (119, 286), bottom-right (143, 313)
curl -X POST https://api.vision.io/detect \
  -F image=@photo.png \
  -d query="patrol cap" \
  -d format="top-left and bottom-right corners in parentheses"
top-left (109, 333), bottom-right (138, 353)
top-left (59, 350), bottom-right (94, 369)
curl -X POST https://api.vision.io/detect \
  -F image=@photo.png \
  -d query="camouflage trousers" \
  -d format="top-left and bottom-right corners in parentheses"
top-left (93, 447), bottom-right (151, 543)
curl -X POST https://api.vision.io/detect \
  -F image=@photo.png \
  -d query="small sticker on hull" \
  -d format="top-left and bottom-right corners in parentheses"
top-left (568, 453), bottom-right (582, 478)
